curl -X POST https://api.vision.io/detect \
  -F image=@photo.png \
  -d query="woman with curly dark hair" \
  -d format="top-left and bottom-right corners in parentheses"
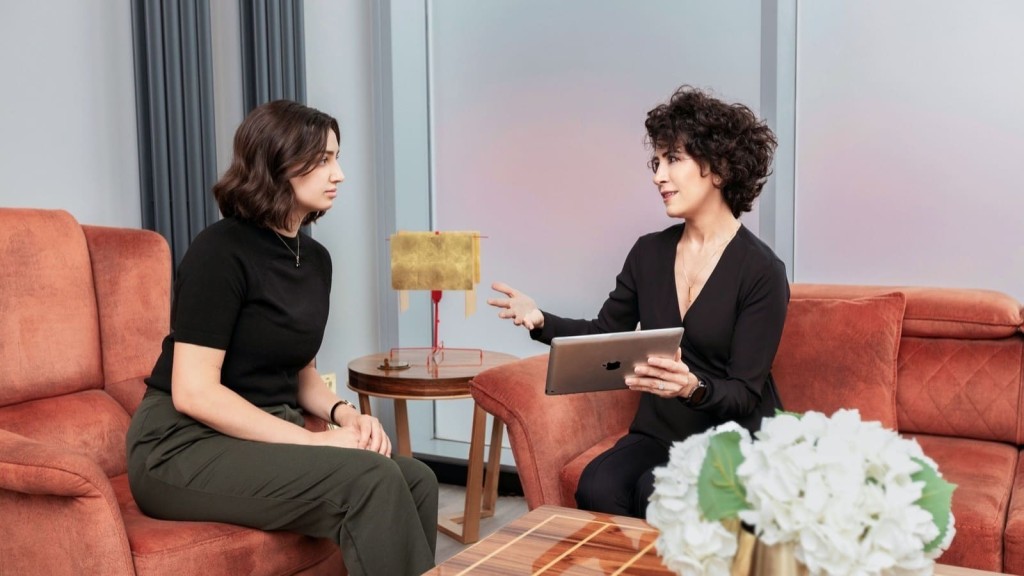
top-left (488, 85), bottom-right (789, 518)
top-left (127, 100), bottom-right (438, 575)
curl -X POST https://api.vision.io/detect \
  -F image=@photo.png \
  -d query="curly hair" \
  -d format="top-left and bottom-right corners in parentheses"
top-left (213, 100), bottom-right (340, 229)
top-left (645, 86), bottom-right (777, 217)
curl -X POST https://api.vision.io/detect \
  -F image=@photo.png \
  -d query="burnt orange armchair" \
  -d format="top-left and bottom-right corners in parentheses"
top-left (0, 209), bottom-right (342, 575)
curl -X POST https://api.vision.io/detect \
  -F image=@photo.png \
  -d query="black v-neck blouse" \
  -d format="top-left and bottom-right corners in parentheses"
top-left (531, 222), bottom-right (789, 445)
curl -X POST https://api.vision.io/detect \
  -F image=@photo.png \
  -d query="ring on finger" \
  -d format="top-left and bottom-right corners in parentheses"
top-left (658, 383), bottom-right (665, 391)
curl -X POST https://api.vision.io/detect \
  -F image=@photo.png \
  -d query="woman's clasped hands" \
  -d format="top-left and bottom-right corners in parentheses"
top-left (309, 412), bottom-right (392, 457)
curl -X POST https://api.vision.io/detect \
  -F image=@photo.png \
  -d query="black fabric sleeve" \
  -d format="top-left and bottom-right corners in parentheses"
top-left (530, 238), bottom-right (643, 344)
top-left (696, 257), bottom-right (789, 419)
top-left (171, 235), bottom-right (246, 350)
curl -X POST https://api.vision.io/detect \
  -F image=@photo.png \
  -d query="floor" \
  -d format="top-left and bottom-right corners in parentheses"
top-left (435, 483), bottom-right (530, 564)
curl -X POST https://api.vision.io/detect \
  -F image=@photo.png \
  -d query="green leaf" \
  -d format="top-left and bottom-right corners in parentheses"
top-left (911, 457), bottom-right (957, 552)
top-left (774, 408), bottom-right (804, 418)
top-left (698, 431), bottom-right (750, 520)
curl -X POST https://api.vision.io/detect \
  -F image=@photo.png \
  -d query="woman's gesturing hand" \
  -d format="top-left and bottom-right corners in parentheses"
top-left (488, 281), bottom-right (545, 330)
top-left (625, 348), bottom-right (699, 399)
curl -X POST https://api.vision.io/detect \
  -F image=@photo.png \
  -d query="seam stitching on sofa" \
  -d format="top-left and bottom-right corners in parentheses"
top-left (903, 316), bottom-right (1021, 328)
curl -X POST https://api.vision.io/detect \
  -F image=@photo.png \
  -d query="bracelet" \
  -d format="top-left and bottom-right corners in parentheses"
top-left (329, 399), bottom-right (356, 425)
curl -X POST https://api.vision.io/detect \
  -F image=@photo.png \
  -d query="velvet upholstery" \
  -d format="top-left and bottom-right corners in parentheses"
top-left (911, 434), bottom-right (1017, 572)
top-left (1003, 451), bottom-right (1024, 575)
top-left (0, 209), bottom-right (342, 575)
top-left (83, 224), bottom-right (171, 415)
top-left (0, 209), bottom-right (104, 406)
top-left (469, 354), bottom-right (639, 510)
top-left (898, 337), bottom-right (1022, 443)
top-left (558, 435), bottom-right (620, 508)
top-left (469, 283), bottom-right (1024, 574)
top-left (773, 293), bottom-right (905, 427)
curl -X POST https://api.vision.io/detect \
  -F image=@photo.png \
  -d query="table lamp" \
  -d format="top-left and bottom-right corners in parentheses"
top-left (389, 230), bottom-right (483, 369)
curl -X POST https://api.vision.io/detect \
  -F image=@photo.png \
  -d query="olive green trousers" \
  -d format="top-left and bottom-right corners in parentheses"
top-left (127, 388), bottom-right (437, 576)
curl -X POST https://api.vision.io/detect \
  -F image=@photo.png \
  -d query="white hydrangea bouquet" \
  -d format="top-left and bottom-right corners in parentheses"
top-left (646, 409), bottom-right (957, 576)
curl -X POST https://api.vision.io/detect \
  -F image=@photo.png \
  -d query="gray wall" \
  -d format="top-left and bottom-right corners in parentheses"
top-left (303, 0), bottom-right (384, 405)
top-left (426, 0), bottom-right (764, 447)
top-left (794, 0), bottom-right (1024, 300)
top-left (0, 1), bottom-right (140, 227)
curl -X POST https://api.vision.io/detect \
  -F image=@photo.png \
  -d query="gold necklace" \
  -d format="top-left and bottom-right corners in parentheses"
top-left (678, 229), bottom-right (738, 304)
top-left (273, 230), bottom-right (301, 267)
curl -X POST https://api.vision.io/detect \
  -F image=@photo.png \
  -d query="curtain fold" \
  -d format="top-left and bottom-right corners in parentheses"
top-left (240, 0), bottom-right (306, 111)
top-left (131, 0), bottom-right (218, 269)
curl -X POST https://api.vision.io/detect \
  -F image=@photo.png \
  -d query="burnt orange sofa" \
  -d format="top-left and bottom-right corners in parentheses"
top-left (0, 209), bottom-right (342, 575)
top-left (470, 284), bottom-right (1024, 574)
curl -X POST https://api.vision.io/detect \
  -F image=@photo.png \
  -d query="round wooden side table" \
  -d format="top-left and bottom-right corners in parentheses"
top-left (347, 349), bottom-right (518, 544)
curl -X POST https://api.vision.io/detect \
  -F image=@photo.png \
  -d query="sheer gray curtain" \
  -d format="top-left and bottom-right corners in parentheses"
top-left (131, 0), bottom-right (219, 269)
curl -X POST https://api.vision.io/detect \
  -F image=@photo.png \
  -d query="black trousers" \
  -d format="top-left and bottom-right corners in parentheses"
top-left (574, 433), bottom-right (669, 519)
top-left (127, 388), bottom-right (437, 576)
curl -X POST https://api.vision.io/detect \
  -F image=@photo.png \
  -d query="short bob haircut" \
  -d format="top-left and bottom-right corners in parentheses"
top-left (213, 100), bottom-right (340, 229)
top-left (645, 86), bottom-right (777, 217)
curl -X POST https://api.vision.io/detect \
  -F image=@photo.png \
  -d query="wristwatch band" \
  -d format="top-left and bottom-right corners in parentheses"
top-left (684, 377), bottom-right (708, 406)
top-left (330, 398), bottom-right (356, 425)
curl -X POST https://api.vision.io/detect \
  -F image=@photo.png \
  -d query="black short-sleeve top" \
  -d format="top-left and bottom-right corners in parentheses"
top-left (145, 217), bottom-right (332, 408)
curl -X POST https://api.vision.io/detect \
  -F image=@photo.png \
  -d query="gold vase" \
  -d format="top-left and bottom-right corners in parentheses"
top-left (725, 520), bottom-right (808, 576)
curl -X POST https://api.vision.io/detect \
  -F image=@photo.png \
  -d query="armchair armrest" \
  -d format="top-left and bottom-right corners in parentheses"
top-left (0, 429), bottom-right (135, 575)
top-left (470, 354), bottom-right (640, 509)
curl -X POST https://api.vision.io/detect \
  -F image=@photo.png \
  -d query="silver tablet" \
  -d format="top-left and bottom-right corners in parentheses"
top-left (544, 327), bottom-right (684, 395)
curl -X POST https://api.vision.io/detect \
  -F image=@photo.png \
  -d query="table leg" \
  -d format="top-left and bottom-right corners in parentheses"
top-left (438, 402), bottom-right (488, 544)
top-left (394, 399), bottom-right (411, 458)
top-left (356, 393), bottom-right (372, 416)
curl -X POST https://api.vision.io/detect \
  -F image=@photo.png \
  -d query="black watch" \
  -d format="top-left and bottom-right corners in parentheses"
top-left (685, 377), bottom-right (707, 406)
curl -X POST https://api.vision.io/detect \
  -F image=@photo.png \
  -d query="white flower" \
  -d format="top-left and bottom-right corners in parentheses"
top-left (647, 422), bottom-right (751, 576)
top-left (650, 408), bottom-right (956, 576)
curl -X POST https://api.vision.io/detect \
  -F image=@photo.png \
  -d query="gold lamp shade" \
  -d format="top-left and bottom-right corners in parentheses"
top-left (390, 231), bottom-right (480, 290)
top-left (389, 230), bottom-right (482, 317)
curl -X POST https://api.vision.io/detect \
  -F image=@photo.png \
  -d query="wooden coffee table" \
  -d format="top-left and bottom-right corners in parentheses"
top-left (426, 505), bottom-right (1006, 575)
top-left (347, 348), bottom-right (517, 545)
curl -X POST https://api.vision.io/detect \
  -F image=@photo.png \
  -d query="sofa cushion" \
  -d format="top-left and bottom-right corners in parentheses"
top-left (0, 209), bottom-right (104, 407)
top-left (83, 225), bottom-right (170, 416)
top-left (0, 390), bottom-right (130, 477)
top-left (773, 293), bottom-right (906, 428)
top-left (1000, 450), bottom-right (1024, 575)
top-left (896, 336), bottom-right (1022, 444)
top-left (558, 434), bottom-right (622, 509)
top-left (908, 434), bottom-right (1015, 573)
top-left (111, 475), bottom-right (342, 576)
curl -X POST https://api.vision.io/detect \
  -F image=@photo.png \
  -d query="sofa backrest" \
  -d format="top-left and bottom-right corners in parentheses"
top-left (785, 284), bottom-right (1024, 444)
top-left (0, 209), bottom-right (104, 404)
top-left (0, 208), bottom-right (170, 476)
top-left (83, 224), bottom-right (170, 415)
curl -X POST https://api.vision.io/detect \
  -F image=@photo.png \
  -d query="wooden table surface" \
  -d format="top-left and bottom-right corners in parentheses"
top-left (348, 349), bottom-right (519, 398)
top-left (426, 505), bottom-right (1006, 575)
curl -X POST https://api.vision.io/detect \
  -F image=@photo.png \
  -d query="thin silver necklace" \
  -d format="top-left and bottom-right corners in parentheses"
top-left (273, 230), bottom-right (300, 267)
